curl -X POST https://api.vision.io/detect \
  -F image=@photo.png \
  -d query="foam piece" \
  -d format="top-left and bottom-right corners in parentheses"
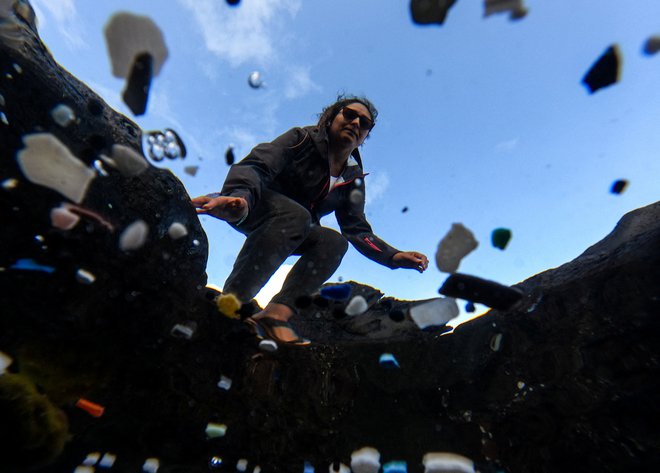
top-left (435, 223), bottom-right (478, 273)
top-left (17, 133), bottom-right (95, 203)
top-left (423, 452), bottom-right (474, 473)
top-left (82, 452), bottom-right (101, 466)
top-left (104, 12), bottom-right (168, 79)
top-left (409, 297), bottom-right (459, 329)
top-left (350, 447), bottom-right (380, 473)
top-left (119, 220), bottom-right (149, 251)
top-left (236, 459), bottom-right (248, 472)
top-left (109, 144), bottom-right (149, 176)
top-left (75, 269), bottom-right (96, 285)
top-left (345, 295), bottom-right (368, 316)
top-left (258, 339), bottom-right (278, 353)
top-left (168, 222), bottom-right (188, 239)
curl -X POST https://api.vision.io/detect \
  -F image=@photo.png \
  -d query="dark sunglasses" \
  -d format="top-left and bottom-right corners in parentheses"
top-left (340, 107), bottom-right (374, 131)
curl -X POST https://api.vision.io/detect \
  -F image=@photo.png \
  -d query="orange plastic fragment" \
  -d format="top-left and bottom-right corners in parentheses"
top-left (76, 398), bottom-right (105, 417)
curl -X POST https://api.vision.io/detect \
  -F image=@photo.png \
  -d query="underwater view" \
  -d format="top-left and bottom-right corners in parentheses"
top-left (1, 0), bottom-right (659, 472)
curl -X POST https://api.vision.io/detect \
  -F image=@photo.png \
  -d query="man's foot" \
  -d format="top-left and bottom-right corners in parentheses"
top-left (246, 303), bottom-right (310, 345)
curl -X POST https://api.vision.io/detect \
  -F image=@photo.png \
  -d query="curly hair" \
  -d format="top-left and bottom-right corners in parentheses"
top-left (317, 94), bottom-right (378, 132)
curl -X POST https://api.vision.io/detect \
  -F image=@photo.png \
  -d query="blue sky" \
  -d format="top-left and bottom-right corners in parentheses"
top-left (30, 0), bottom-right (660, 324)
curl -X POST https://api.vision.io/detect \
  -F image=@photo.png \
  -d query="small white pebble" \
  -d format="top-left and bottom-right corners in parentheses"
top-left (167, 222), bottom-right (188, 239)
top-left (76, 268), bottom-right (96, 285)
top-left (142, 458), bottom-right (160, 473)
top-left (119, 220), bottom-right (148, 251)
top-left (98, 453), bottom-right (117, 468)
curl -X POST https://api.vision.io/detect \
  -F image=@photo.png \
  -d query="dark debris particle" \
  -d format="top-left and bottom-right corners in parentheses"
top-left (225, 146), bottom-right (235, 166)
top-left (491, 228), bottom-right (512, 250)
top-left (87, 99), bottom-right (103, 116)
top-left (465, 301), bottom-right (476, 313)
top-left (410, 0), bottom-right (457, 26)
top-left (582, 44), bottom-right (621, 94)
top-left (439, 273), bottom-right (524, 310)
top-left (389, 309), bottom-right (405, 322)
top-left (401, 206), bottom-right (409, 213)
top-left (226, 0), bottom-right (241, 5)
top-left (610, 179), bottom-right (628, 195)
top-left (122, 52), bottom-right (153, 116)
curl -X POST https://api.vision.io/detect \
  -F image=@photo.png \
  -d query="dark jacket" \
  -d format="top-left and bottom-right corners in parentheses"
top-left (220, 125), bottom-right (401, 268)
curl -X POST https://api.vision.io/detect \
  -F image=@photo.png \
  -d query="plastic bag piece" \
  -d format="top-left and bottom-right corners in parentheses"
top-left (410, 0), bottom-right (458, 26)
top-left (582, 44), bottom-right (621, 94)
top-left (122, 52), bottom-right (153, 116)
top-left (438, 273), bottom-right (523, 310)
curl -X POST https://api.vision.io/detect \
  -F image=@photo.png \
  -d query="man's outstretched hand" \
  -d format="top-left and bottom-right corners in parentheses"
top-left (191, 195), bottom-right (248, 223)
top-left (392, 251), bottom-right (429, 273)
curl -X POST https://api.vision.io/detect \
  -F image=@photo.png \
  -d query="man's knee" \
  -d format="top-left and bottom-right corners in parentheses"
top-left (323, 228), bottom-right (349, 256)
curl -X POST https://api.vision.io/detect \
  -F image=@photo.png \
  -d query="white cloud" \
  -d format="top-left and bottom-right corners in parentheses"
top-left (178, 0), bottom-right (302, 67)
top-left (254, 263), bottom-right (293, 307)
top-left (31, 0), bottom-right (86, 49)
top-left (284, 65), bottom-right (321, 99)
top-left (495, 137), bottom-right (519, 153)
top-left (365, 171), bottom-right (390, 204)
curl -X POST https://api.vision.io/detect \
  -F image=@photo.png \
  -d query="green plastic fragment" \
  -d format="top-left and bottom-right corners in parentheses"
top-left (491, 228), bottom-right (512, 250)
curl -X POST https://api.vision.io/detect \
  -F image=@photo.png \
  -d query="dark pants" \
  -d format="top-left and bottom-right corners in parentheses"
top-left (223, 190), bottom-right (349, 312)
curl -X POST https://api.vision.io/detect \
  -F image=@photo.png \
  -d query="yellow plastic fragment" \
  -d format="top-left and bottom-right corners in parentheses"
top-left (216, 293), bottom-right (241, 319)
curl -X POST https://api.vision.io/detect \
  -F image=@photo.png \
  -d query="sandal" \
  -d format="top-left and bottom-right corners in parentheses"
top-left (245, 317), bottom-right (311, 346)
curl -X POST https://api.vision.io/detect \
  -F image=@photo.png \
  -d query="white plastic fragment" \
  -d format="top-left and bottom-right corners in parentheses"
top-left (236, 459), bottom-right (249, 472)
top-left (109, 144), bottom-right (149, 176)
top-left (0, 111), bottom-right (8, 125)
top-left (142, 457), bottom-right (160, 473)
top-left (0, 350), bottom-right (13, 374)
top-left (328, 463), bottom-right (350, 473)
top-left (409, 297), bottom-right (459, 329)
top-left (50, 204), bottom-right (81, 230)
top-left (258, 339), bottom-right (278, 352)
top-left (75, 268), bottom-right (96, 285)
top-left (168, 222), bottom-right (188, 239)
top-left (50, 104), bottom-right (76, 127)
top-left (489, 333), bottom-right (503, 352)
top-left (344, 295), bottom-right (368, 316)
top-left (205, 422), bottom-right (227, 439)
top-left (170, 322), bottom-right (196, 339)
top-left (248, 71), bottom-right (264, 88)
top-left (217, 375), bottom-right (232, 390)
top-left (1, 178), bottom-right (18, 190)
top-left (17, 133), bottom-right (95, 203)
top-left (98, 453), bottom-right (117, 468)
top-left (423, 452), bottom-right (475, 473)
top-left (82, 452), bottom-right (101, 466)
top-left (350, 447), bottom-right (381, 473)
top-left (435, 223), bottom-right (478, 273)
top-left (643, 35), bottom-right (660, 55)
top-left (119, 220), bottom-right (149, 251)
top-left (104, 12), bottom-right (168, 79)
top-left (253, 466), bottom-right (261, 473)
top-left (74, 466), bottom-right (95, 473)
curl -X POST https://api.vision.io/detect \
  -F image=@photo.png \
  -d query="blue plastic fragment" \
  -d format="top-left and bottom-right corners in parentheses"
top-left (465, 301), bottom-right (476, 313)
top-left (320, 284), bottom-right (352, 301)
top-left (383, 461), bottom-right (407, 473)
top-left (304, 461), bottom-right (315, 473)
top-left (379, 353), bottom-right (400, 369)
top-left (10, 258), bottom-right (55, 273)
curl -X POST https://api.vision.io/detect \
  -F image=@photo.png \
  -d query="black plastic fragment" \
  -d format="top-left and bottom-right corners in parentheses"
top-left (410, 0), bottom-right (458, 25)
top-left (582, 45), bottom-right (621, 94)
top-left (122, 52), bottom-right (153, 115)
top-left (225, 146), bottom-right (235, 166)
top-left (439, 273), bottom-right (524, 310)
top-left (610, 179), bottom-right (628, 195)
top-left (226, 0), bottom-right (241, 5)
top-left (402, 206), bottom-right (409, 213)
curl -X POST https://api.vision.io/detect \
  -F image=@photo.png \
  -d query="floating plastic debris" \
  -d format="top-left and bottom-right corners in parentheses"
top-left (410, 0), bottom-right (458, 25)
top-left (491, 228), bottom-right (512, 250)
top-left (329, 463), bottom-right (351, 473)
top-left (351, 447), bottom-right (381, 473)
top-left (10, 258), bottom-right (55, 273)
top-left (409, 297), bottom-right (459, 329)
top-left (119, 220), bottom-right (149, 251)
top-left (217, 375), bottom-right (232, 390)
top-left (99, 453), bottom-right (117, 468)
top-left (76, 268), bottom-right (96, 285)
top-left (610, 179), bottom-right (628, 195)
top-left (383, 461), bottom-right (407, 473)
top-left (209, 456), bottom-right (223, 469)
top-left (254, 466), bottom-right (262, 473)
top-left (17, 133), bottom-right (95, 203)
top-left (76, 398), bottom-right (105, 417)
top-left (259, 339), bottom-right (278, 353)
top-left (401, 206), bottom-right (409, 213)
top-left (12, 63), bottom-right (22, 73)
top-left (74, 466), bottom-right (94, 473)
top-left (379, 353), bottom-right (400, 369)
top-left (582, 44), bottom-right (621, 94)
top-left (345, 295), bottom-right (368, 316)
top-left (484, 0), bottom-right (528, 20)
top-left (423, 452), bottom-right (474, 473)
top-left (248, 71), bottom-right (264, 88)
top-left (216, 293), bottom-right (241, 319)
top-left (50, 205), bottom-right (80, 230)
top-left (517, 381), bottom-right (525, 390)
top-left (304, 461), bottom-right (315, 473)
top-left (82, 452), bottom-right (101, 466)
top-left (0, 111), bottom-right (8, 125)
top-left (184, 165), bottom-right (199, 176)
top-left (490, 333), bottom-right (503, 352)
top-left (109, 144), bottom-right (149, 176)
top-left (439, 273), bottom-right (524, 310)
top-left (170, 322), bottom-right (196, 339)
top-left (236, 459), bottom-right (248, 472)
top-left (123, 52), bottom-right (152, 115)
top-left (92, 159), bottom-right (110, 177)
top-left (206, 422), bottom-right (227, 439)
top-left (465, 301), bottom-right (476, 313)
top-left (0, 350), bottom-right (13, 374)
top-left (227, 0), bottom-right (241, 6)
top-left (168, 222), bottom-right (188, 239)
top-left (225, 146), bottom-right (235, 165)
top-left (320, 284), bottom-right (352, 301)
top-left (435, 223), bottom-right (478, 273)
top-left (1, 178), bottom-right (18, 190)
top-left (50, 104), bottom-right (76, 127)
top-left (143, 458), bottom-right (160, 473)
top-left (643, 35), bottom-right (660, 56)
